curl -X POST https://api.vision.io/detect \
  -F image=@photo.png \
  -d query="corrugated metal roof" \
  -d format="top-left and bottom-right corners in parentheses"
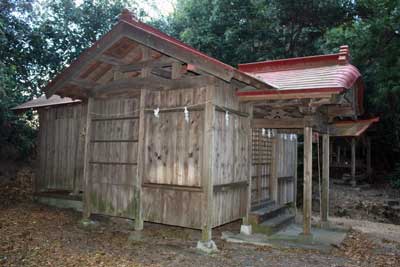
top-left (250, 64), bottom-right (360, 90)
top-left (330, 118), bottom-right (379, 137)
top-left (238, 52), bottom-right (361, 91)
top-left (11, 95), bottom-right (81, 110)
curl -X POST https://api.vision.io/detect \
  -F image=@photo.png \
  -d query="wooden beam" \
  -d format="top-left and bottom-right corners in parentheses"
top-left (46, 23), bottom-right (125, 97)
top-left (303, 126), bottom-right (313, 236)
top-left (98, 54), bottom-right (127, 65)
top-left (321, 134), bottom-right (330, 224)
top-left (115, 56), bottom-right (179, 73)
top-left (69, 79), bottom-right (98, 89)
top-left (93, 75), bottom-right (213, 97)
top-left (238, 91), bottom-right (339, 102)
top-left (252, 118), bottom-right (305, 129)
top-left (121, 22), bottom-right (234, 81)
top-left (82, 97), bottom-right (93, 219)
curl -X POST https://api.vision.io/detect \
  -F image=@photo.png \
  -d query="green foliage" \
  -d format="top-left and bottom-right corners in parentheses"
top-left (165, 0), bottom-right (355, 65)
top-left (323, 0), bottom-right (400, 169)
top-left (0, 0), bottom-right (143, 160)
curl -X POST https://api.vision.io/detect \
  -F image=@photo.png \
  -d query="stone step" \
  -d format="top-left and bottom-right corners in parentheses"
top-left (250, 203), bottom-right (288, 224)
top-left (251, 199), bottom-right (275, 211)
top-left (255, 214), bottom-right (295, 236)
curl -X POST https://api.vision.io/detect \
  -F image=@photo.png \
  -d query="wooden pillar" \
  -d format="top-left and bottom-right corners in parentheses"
top-left (321, 134), bottom-right (330, 224)
top-left (351, 137), bottom-right (356, 185)
top-left (243, 104), bottom-right (253, 226)
top-left (293, 136), bottom-right (298, 214)
top-left (200, 96), bottom-right (216, 244)
top-left (82, 97), bottom-right (93, 219)
top-left (303, 126), bottom-right (313, 236)
top-left (366, 137), bottom-right (372, 178)
top-left (337, 145), bottom-right (341, 164)
top-left (134, 89), bottom-right (147, 230)
top-left (270, 132), bottom-right (278, 203)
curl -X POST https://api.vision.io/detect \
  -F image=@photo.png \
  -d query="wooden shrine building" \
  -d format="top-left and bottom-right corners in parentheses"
top-left (13, 9), bottom-right (374, 250)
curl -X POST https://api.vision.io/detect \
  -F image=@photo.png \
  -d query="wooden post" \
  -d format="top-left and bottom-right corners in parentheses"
top-left (199, 87), bottom-right (216, 250)
top-left (351, 137), bottom-right (356, 186)
top-left (303, 126), bottom-right (313, 236)
top-left (321, 134), bottom-right (330, 225)
top-left (243, 104), bottom-right (253, 226)
top-left (82, 97), bottom-right (93, 219)
top-left (366, 137), bottom-right (372, 179)
top-left (270, 131), bottom-right (278, 203)
top-left (134, 89), bottom-right (147, 231)
top-left (337, 145), bottom-right (341, 164)
top-left (293, 135), bottom-right (298, 214)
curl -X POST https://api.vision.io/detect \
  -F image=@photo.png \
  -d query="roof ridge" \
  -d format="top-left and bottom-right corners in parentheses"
top-left (238, 46), bottom-right (351, 73)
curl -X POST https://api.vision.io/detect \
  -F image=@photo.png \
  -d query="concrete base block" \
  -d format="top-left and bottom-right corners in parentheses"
top-left (298, 232), bottom-right (314, 243)
top-left (196, 240), bottom-right (218, 253)
top-left (128, 231), bottom-right (143, 242)
top-left (240, 224), bottom-right (252, 235)
top-left (78, 219), bottom-right (98, 228)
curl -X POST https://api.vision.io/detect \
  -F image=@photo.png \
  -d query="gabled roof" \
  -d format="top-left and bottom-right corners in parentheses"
top-left (237, 46), bottom-right (365, 115)
top-left (238, 46), bottom-right (361, 91)
top-left (44, 9), bottom-right (273, 98)
top-left (11, 95), bottom-right (81, 111)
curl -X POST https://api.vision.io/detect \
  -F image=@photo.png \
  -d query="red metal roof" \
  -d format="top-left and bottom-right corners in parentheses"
top-left (44, 9), bottom-right (273, 96)
top-left (238, 51), bottom-right (361, 91)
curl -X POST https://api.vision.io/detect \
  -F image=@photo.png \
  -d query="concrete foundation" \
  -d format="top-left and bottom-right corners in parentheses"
top-left (36, 196), bottom-right (83, 212)
top-left (222, 223), bottom-right (348, 253)
top-left (240, 224), bottom-right (252, 235)
top-left (196, 240), bottom-right (218, 253)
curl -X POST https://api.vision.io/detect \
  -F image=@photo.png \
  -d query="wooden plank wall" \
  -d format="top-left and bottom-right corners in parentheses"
top-left (88, 97), bottom-right (139, 218)
top-left (211, 81), bottom-right (250, 227)
top-left (275, 133), bottom-right (297, 205)
top-left (251, 129), bottom-right (273, 208)
top-left (141, 87), bottom-right (208, 229)
top-left (37, 104), bottom-right (87, 192)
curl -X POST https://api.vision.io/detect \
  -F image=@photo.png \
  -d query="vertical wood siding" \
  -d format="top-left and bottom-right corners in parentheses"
top-left (275, 133), bottom-right (297, 205)
top-left (88, 97), bottom-right (139, 218)
top-left (211, 81), bottom-right (250, 227)
top-left (37, 104), bottom-right (87, 192)
top-left (142, 87), bottom-right (207, 228)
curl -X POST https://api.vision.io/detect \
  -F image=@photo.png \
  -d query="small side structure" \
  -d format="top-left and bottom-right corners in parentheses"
top-left (13, 9), bottom-right (374, 248)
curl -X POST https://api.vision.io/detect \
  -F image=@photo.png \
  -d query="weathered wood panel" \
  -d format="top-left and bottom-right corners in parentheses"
top-left (142, 87), bottom-right (208, 228)
top-left (275, 133), bottom-right (297, 205)
top-left (211, 81), bottom-right (251, 227)
top-left (37, 104), bottom-right (87, 193)
top-left (88, 97), bottom-right (139, 218)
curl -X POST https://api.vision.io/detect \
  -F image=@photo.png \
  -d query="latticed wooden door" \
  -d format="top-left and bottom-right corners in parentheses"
top-left (251, 129), bottom-right (273, 209)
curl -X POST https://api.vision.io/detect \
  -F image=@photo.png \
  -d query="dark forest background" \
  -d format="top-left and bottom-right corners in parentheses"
top-left (1, 0), bottom-right (399, 185)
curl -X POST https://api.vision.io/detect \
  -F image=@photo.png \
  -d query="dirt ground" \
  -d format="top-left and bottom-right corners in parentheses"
top-left (0, 167), bottom-right (400, 267)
